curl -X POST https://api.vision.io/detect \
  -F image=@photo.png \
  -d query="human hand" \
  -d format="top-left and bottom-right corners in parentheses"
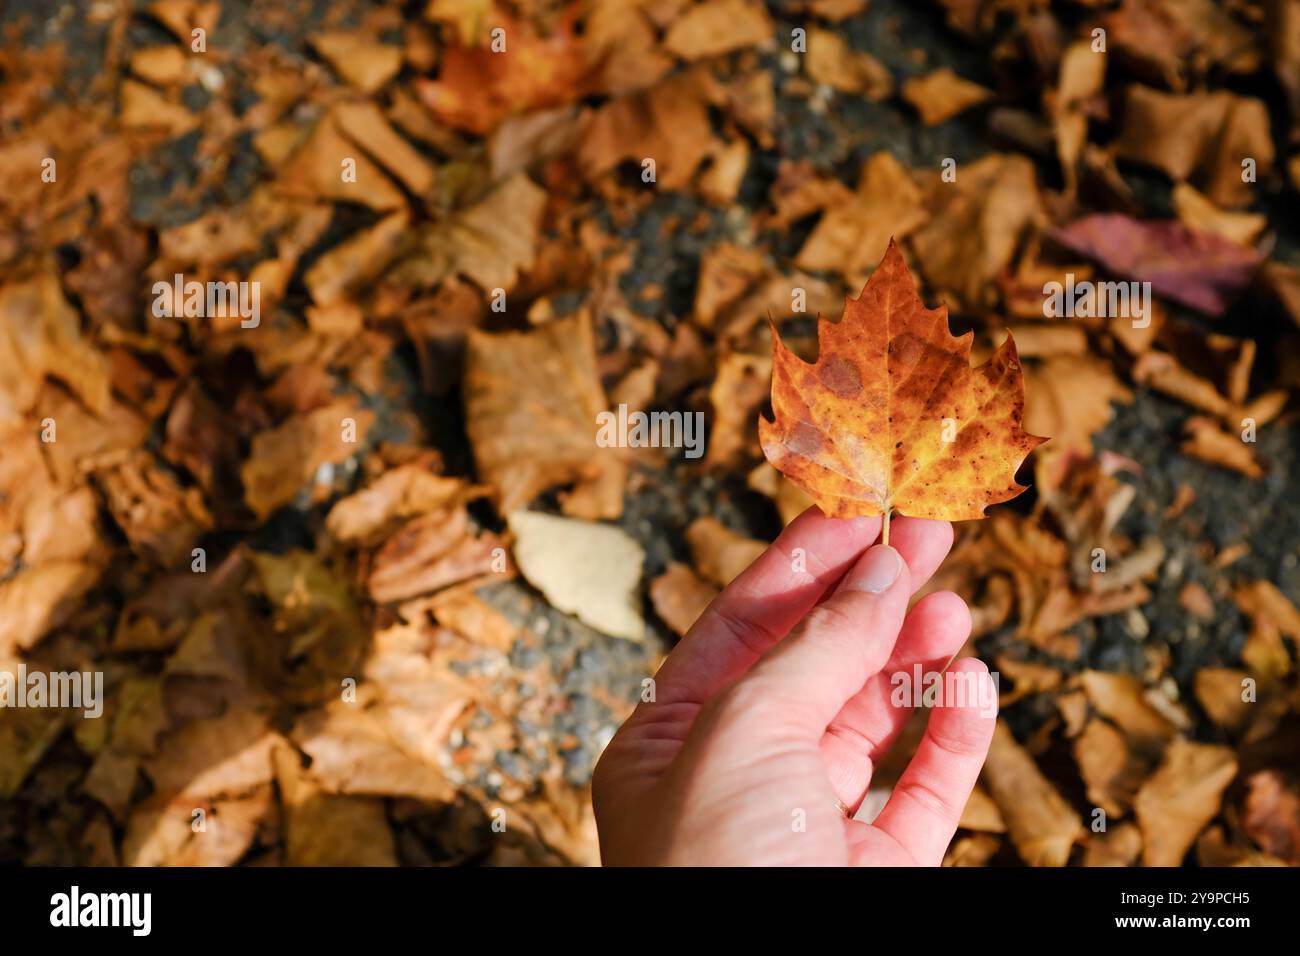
top-left (592, 507), bottom-right (997, 866)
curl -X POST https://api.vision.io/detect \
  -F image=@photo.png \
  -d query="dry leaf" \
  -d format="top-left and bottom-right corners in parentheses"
top-left (0, 271), bottom-right (110, 425)
top-left (326, 466), bottom-right (477, 546)
top-left (508, 511), bottom-right (646, 642)
top-left (310, 32), bottom-right (402, 94)
top-left (909, 154), bottom-right (1042, 310)
top-left (686, 516), bottom-right (766, 587)
top-left (1242, 770), bottom-right (1300, 864)
top-left (982, 720), bottom-right (1084, 866)
top-left (1049, 215), bottom-right (1264, 316)
top-left (1083, 821), bottom-right (1143, 867)
top-left (464, 312), bottom-right (616, 515)
top-left (240, 400), bottom-right (375, 520)
top-left (578, 66), bottom-right (720, 189)
top-left (416, 10), bottom-right (583, 135)
top-left (1134, 739), bottom-right (1237, 866)
top-left (1172, 183), bottom-right (1267, 246)
top-left (761, 240), bottom-right (1045, 526)
top-left (663, 0), bottom-right (773, 62)
top-left (649, 562), bottom-right (718, 637)
top-left (291, 699), bottom-right (458, 803)
top-left (795, 152), bottom-right (927, 284)
top-left (1113, 86), bottom-right (1273, 208)
top-left (1079, 670), bottom-right (1177, 757)
top-left (805, 28), bottom-right (892, 98)
top-left (901, 67), bottom-right (994, 125)
top-left (274, 744), bottom-right (398, 866)
top-left (1181, 416), bottom-right (1263, 478)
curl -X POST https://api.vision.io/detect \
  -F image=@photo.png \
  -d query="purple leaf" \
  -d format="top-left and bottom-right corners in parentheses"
top-left (1047, 214), bottom-right (1264, 315)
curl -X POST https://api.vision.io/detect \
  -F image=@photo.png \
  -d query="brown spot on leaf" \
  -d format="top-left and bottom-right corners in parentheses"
top-left (818, 353), bottom-right (863, 398)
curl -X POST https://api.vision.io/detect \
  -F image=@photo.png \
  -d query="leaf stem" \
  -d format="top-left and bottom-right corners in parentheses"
top-left (882, 509), bottom-right (891, 546)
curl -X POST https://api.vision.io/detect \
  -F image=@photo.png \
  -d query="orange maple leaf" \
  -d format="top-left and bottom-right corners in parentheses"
top-left (759, 240), bottom-right (1047, 537)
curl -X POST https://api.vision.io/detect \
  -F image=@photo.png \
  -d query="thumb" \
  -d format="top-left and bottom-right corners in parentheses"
top-left (736, 545), bottom-right (911, 735)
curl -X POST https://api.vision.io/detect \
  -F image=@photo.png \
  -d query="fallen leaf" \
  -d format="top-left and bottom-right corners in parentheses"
top-left (795, 152), bottom-right (927, 284)
top-left (1083, 821), bottom-right (1143, 867)
top-left (1048, 214), bottom-right (1264, 315)
top-left (1242, 770), bottom-right (1300, 864)
top-left (0, 561), bottom-right (101, 657)
top-left (240, 400), bottom-right (375, 520)
top-left (1181, 416), bottom-right (1263, 478)
top-left (1072, 717), bottom-right (1148, 816)
top-left (649, 562), bottom-right (718, 637)
top-left (274, 114), bottom-right (406, 211)
top-left (1079, 670), bottom-right (1177, 757)
top-left (663, 0), bottom-right (773, 62)
top-left (0, 704), bottom-right (68, 797)
top-left (291, 700), bottom-right (457, 803)
top-left (332, 102), bottom-right (437, 196)
top-left (0, 271), bottom-right (110, 425)
top-left (901, 67), bottom-right (994, 125)
top-left (122, 788), bottom-right (272, 866)
top-left (958, 784), bottom-right (1006, 833)
top-left (981, 720), bottom-right (1084, 866)
top-left (578, 66), bottom-right (720, 189)
top-left (1193, 667), bottom-right (1254, 733)
top-left (367, 510), bottom-right (505, 604)
top-left (909, 154), bottom-right (1042, 310)
top-left (943, 832), bottom-right (1001, 866)
top-left (805, 28), bottom-right (892, 98)
top-left (429, 587), bottom-right (519, 652)
top-left (326, 465), bottom-right (477, 546)
top-left (273, 744), bottom-right (398, 866)
top-left (1113, 86), bottom-right (1273, 208)
top-left (396, 174), bottom-right (547, 293)
top-left (416, 10), bottom-right (583, 135)
top-left (1134, 739), bottom-right (1237, 866)
top-left (1172, 183), bottom-right (1267, 247)
top-left (706, 351), bottom-right (771, 469)
top-left (464, 312), bottom-right (616, 515)
top-left (1024, 355), bottom-right (1132, 457)
top-left (686, 516), bottom-right (766, 587)
top-left (310, 32), bottom-right (402, 94)
top-left (508, 511), bottom-right (646, 642)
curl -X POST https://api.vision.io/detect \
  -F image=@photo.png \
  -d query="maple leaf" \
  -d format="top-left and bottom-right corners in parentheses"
top-left (759, 240), bottom-right (1046, 535)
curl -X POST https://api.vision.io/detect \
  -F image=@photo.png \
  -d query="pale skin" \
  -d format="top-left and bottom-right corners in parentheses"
top-left (593, 507), bottom-right (997, 866)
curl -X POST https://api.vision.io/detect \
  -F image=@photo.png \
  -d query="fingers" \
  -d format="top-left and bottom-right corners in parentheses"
top-left (821, 590), bottom-right (972, 810)
top-left (865, 658), bottom-right (998, 866)
top-left (652, 507), bottom-right (880, 706)
top-left (731, 544), bottom-right (912, 735)
top-left (832, 516), bottom-right (952, 599)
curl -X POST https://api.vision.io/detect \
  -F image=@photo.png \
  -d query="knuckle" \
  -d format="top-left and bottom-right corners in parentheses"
top-left (711, 677), bottom-right (785, 726)
top-left (797, 598), bottom-right (859, 644)
top-left (930, 713), bottom-right (993, 755)
top-left (902, 778), bottom-right (961, 823)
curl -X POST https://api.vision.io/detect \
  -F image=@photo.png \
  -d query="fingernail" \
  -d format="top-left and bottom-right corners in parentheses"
top-left (847, 546), bottom-right (902, 593)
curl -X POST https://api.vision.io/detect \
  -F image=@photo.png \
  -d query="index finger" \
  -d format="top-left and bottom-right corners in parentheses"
top-left (652, 507), bottom-right (880, 707)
